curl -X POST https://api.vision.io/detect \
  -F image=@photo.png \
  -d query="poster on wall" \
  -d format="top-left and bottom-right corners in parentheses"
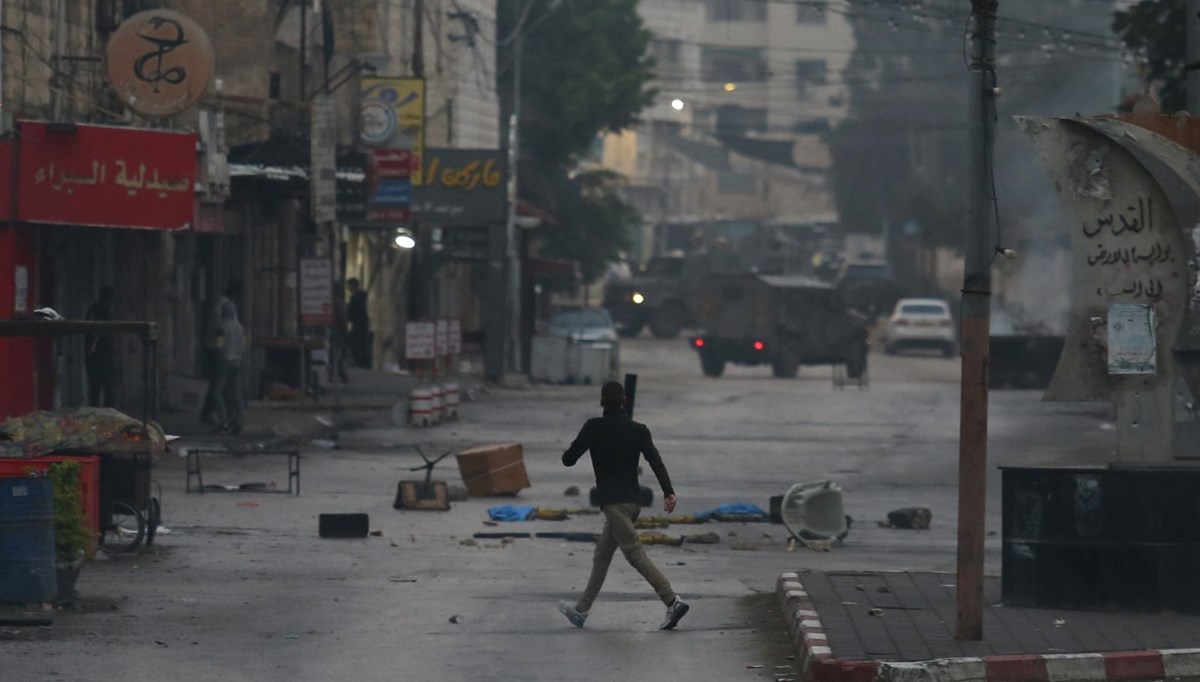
top-left (13, 266), bottom-right (27, 313)
top-left (405, 321), bottom-right (436, 360)
top-left (298, 258), bottom-right (333, 326)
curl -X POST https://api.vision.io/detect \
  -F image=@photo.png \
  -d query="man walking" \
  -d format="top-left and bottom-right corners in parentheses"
top-left (558, 381), bottom-right (689, 630)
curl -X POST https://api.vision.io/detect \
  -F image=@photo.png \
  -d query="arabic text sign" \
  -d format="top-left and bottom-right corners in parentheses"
top-left (448, 319), bottom-right (462, 354)
top-left (367, 149), bottom-right (413, 223)
top-left (435, 319), bottom-right (449, 356)
top-left (412, 149), bottom-right (506, 225)
top-left (299, 258), bottom-right (334, 326)
top-left (105, 9), bottom-right (214, 117)
top-left (310, 95), bottom-right (338, 223)
top-left (405, 321), bottom-right (436, 360)
top-left (11, 121), bottom-right (197, 230)
top-left (360, 77), bottom-right (425, 185)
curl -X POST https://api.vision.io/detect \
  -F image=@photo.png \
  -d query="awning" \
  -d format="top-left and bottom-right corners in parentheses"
top-left (524, 257), bottom-right (576, 279)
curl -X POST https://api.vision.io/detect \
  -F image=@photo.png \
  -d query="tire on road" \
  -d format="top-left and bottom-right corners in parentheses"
top-left (700, 351), bottom-right (725, 377)
top-left (648, 302), bottom-right (685, 339)
top-left (845, 344), bottom-right (868, 380)
top-left (617, 319), bottom-right (644, 338)
top-left (771, 351), bottom-right (799, 379)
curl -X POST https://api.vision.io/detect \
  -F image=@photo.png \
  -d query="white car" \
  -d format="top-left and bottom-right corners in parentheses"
top-left (547, 308), bottom-right (619, 344)
top-left (883, 298), bottom-right (957, 357)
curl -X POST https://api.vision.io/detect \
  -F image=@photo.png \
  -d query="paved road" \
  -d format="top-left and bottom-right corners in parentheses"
top-left (3, 338), bottom-right (1113, 681)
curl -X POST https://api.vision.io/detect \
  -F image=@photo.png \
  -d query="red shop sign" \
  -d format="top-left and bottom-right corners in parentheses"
top-left (4, 121), bottom-right (198, 230)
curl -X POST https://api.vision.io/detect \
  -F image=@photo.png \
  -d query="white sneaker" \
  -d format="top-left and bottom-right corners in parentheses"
top-left (659, 597), bottom-right (690, 630)
top-left (558, 601), bottom-right (588, 628)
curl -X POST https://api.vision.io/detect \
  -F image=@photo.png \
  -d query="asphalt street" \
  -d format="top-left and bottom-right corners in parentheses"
top-left (2, 337), bottom-right (1114, 681)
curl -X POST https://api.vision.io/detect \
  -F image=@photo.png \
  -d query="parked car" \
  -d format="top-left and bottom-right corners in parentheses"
top-left (547, 308), bottom-right (619, 344)
top-left (883, 298), bottom-right (956, 357)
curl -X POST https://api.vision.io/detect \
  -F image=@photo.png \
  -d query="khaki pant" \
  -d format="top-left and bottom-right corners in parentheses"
top-left (576, 502), bottom-right (676, 612)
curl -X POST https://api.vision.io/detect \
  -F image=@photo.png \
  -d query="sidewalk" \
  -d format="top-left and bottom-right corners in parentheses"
top-left (157, 365), bottom-right (483, 441)
top-left (776, 570), bottom-right (1200, 682)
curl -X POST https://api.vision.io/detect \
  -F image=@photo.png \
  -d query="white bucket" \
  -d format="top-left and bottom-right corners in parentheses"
top-left (429, 383), bottom-right (444, 423)
top-left (443, 381), bottom-right (460, 419)
top-left (409, 386), bottom-right (434, 427)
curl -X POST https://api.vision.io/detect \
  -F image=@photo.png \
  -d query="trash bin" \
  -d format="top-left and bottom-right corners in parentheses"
top-left (0, 477), bottom-right (56, 604)
top-left (577, 343), bottom-right (613, 385)
top-left (780, 480), bottom-right (847, 544)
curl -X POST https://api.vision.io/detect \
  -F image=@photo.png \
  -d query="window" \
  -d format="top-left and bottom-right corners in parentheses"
top-left (705, 0), bottom-right (767, 22)
top-left (718, 172), bottom-right (756, 195)
top-left (701, 47), bottom-right (767, 83)
top-left (795, 3), bottom-right (827, 24)
top-left (715, 105), bottom-right (768, 135)
top-left (793, 59), bottom-right (827, 95)
top-left (651, 39), bottom-right (683, 71)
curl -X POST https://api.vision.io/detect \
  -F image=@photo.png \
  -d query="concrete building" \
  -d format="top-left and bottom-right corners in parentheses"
top-left (595, 0), bottom-right (854, 260)
top-left (0, 0), bottom-right (502, 418)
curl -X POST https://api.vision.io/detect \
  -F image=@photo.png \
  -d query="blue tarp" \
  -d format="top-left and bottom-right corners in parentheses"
top-left (695, 503), bottom-right (768, 522)
top-left (487, 505), bottom-right (537, 522)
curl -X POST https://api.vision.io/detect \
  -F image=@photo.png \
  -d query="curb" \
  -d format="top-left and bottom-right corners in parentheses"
top-left (776, 573), bottom-right (1200, 682)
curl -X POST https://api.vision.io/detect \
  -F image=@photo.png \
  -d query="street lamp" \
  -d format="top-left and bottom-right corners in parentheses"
top-left (670, 98), bottom-right (684, 111)
top-left (394, 230), bottom-right (416, 249)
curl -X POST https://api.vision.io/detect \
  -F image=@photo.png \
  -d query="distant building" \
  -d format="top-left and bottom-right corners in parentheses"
top-left (591, 0), bottom-right (854, 261)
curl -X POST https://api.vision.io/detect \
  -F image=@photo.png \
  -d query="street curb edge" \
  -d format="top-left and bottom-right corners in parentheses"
top-left (774, 572), bottom-right (1200, 682)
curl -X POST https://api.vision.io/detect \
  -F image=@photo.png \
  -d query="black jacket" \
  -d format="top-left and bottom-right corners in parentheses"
top-left (563, 408), bottom-right (674, 506)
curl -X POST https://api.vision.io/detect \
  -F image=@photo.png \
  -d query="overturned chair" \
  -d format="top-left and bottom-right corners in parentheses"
top-left (780, 480), bottom-right (849, 547)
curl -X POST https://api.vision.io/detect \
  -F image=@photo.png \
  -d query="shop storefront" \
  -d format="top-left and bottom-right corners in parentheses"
top-left (0, 121), bottom-right (198, 418)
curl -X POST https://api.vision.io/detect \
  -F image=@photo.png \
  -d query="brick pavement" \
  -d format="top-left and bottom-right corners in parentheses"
top-left (777, 570), bottom-right (1200, 682)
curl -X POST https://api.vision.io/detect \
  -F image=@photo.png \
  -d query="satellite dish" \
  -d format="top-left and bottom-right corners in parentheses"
top-left (780, 480), bottom-right (848, 546)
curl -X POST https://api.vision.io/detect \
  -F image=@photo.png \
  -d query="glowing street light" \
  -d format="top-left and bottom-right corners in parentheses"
top-left (670, 98), bottom-right (684, 111)
top-left (723, 82), bottom-right (737, 92)
top-left (394, 232), bottom-right (416, 249)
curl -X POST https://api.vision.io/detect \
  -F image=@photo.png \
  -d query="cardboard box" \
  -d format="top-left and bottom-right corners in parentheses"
top-left (455, 444), bottom-right (530, 497)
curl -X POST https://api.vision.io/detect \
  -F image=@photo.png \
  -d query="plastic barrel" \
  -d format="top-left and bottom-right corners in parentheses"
top-left (443, 381), bottom-right (460, 419)
top-left (0, 477), bottom-right (57, 604)
top-left (409, 386), bottom-right (434, 427)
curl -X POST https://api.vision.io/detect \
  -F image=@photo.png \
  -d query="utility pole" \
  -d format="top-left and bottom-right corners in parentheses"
top-left (956, 0), bottom-right (997, 642)
top-left (1188, 0), bottom-right (1200, 114)
top-left (504, 24), bottom-right (524, 375)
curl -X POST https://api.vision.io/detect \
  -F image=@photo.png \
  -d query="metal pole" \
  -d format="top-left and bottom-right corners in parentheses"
top-left (504, 27), bottom-right (524, 374)
top-left (1188, 0), bottom-right (1200, 114)
top-left (299, 0), bottom-right (307, 101)
top-left (956, 0), bottom-right (997, 643)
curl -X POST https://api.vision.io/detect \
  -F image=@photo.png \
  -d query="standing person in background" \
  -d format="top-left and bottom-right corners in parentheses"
top-left (201, 280), bottom-right (242, 425)
top-left (346, 278), bottom-right (371, 368)
top-left (330, 282), bottom-right (350, 383)
top-left (84, 286), bottom-right (118, 407)
top-left (210, 303), bottom-right (245, 435)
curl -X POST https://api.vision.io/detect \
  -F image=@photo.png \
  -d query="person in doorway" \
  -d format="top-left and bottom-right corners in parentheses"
top-left (209, 303), bottom-right (245, 434)
top-left (557, 381), bottom-right (690, 630)
top-left (330, 283), bottom-right (350, 383)
top-left (201, 279), bottom-right (242, 425)
top-left (84, 285), bottom-right (117, 407)
top-left (346, 278), bottom-right (371, 368)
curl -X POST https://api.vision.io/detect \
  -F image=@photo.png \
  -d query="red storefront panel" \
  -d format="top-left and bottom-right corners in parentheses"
top-left (0, 121), bottom-right (198, 230)
top-left (0, 226), bottom-right (38, 419)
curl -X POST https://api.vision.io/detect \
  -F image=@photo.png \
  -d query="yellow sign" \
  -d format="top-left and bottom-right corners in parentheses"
top-left (360, 77), bottom-right (425, 185)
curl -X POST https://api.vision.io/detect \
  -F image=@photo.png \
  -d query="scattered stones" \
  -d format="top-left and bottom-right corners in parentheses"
top-left (449, 615), bottom-right (463, 624)
top-left (682, 532), bottom-right (720, 545)
top-left (563, 486), bottom-right (580, 496)
top-left (459, 538), bottom-right (478, 547)
top-left (885, 507), bottom-right (932, 530)
top-left (730, 540), bottom-right (760, 551)
top-left (876, 586), bottom-right (890, 594)
top-left (868, 608), bottom-right (885, 617)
